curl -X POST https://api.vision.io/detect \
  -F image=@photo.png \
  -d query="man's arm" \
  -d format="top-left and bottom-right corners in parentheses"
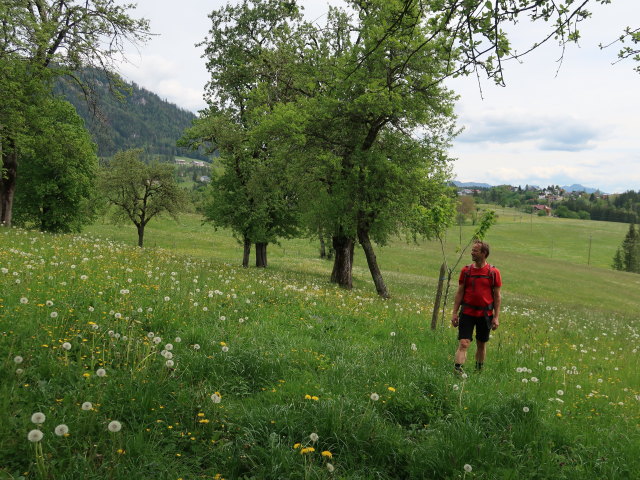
top-left (491, 286), bottom-right (501, 329)
top-left (451, 283), bottom-right (465, 327)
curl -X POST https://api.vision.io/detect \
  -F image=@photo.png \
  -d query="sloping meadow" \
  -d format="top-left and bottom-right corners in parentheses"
top-left (1, 228), bottom-right (638, 479)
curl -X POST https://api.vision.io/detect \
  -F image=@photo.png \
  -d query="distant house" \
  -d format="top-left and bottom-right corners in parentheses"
top-left (533, 204), bottom-right (552, 216)
top-left (175, 159), bottom-right (187, 165)
top-left (199, 176), bottom-right (211, 183)
top-left (192, 161), bottom-right (206, 167)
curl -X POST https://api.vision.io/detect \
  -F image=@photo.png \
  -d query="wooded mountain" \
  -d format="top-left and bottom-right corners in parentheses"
top-left (54, 70), bottom-right (208, 161)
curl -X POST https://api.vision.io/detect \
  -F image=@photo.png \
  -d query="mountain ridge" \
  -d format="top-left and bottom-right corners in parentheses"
top-left (54, 70), bottom-right (207, 161)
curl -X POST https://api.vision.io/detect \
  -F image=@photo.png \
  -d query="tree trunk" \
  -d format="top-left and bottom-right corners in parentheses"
top-left (357, 226), bottom-right (390, 298)
top-left (331, 235), bottom-right (354, 289)
top-left (319, 232), bottom-right (326, 259)
top-left (255, 242), bottom-right (268, 268)
top-left (242, 236), bottom-right (251, 268)
top-left (0, 145), bottom-right (18, 227)
top-left (137, 223), bottom-right (145, 248)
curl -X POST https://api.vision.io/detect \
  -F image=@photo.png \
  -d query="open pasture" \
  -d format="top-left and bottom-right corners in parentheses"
top-left (1, 214), bottom-right (638, 479)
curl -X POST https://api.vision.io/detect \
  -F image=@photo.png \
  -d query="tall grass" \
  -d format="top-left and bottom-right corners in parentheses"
top-left (1, 213), bottom-right (638, 479)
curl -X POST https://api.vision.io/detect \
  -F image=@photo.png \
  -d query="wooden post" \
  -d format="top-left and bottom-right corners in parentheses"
top-left (431, 262), bottom-right (446, 330)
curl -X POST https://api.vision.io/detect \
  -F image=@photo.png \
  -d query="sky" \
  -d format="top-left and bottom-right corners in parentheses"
top-left (118, 0), bottom-right (639, 194)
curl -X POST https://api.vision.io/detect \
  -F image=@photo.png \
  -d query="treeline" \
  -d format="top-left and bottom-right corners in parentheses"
top-left (54, 69), bottom-right (208, 161)
top-left (473, 186), bottom-right (640, 224)
top-left (558, 192), bottom-right (639, 223)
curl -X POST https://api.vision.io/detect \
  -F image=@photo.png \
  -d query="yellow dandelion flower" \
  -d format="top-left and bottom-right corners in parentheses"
top-left (293, 443), bottom-right (301, 449)
top-left (198, 419), bottom-right (210, 424)
top-left (388, 387), bottom-right (396, 392)
top-left (321, 450), bottom-right (333, 458)
top-left (304, 394), bottom-right (312, 400)
top-left (311, 396), bottom-right (319, 401)
top-left (197, 413), bottom-right (205, 417)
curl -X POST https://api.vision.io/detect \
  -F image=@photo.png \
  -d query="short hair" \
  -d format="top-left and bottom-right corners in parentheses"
top-left (474, 241), bottom-right (490, 258)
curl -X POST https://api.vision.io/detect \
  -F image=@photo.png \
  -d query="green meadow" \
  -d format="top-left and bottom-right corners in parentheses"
top-left (1, 209), bottom-right (638, 479)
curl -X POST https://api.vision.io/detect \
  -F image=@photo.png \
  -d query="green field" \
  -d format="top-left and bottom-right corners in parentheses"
top-left (1, 211), bottom-right (638, 479)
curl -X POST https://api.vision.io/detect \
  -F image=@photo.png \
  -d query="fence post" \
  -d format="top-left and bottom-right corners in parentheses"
top-left (431, 262), bottom-right (446, 330)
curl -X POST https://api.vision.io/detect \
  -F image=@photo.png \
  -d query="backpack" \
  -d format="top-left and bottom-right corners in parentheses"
top-left (461, 264), bottom-right (496, 314)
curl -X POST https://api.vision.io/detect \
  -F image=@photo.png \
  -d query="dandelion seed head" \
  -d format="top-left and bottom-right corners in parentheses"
top-left (464, 464), bottom-right (472, 473)
top-left (107, 420), bottom-right (122, 432)
top-left (81, 402), bottom-right (93, 411)
top-left (210, 393), bottom-right (222, 403)
top-left (14, 356), bottom-right (23, 364)
top-left (20, 297), bottom-right (28, 304)
top-left (523, 406), bottom-right (530, 413)
top-left (326, 463), bottom-right (335, 473)
top-left (31, 412), bottom-right (46, 424)
top-left (221, 345), bottom-right (229, 353)
top-left (370, 393), bottom-right (379, 401)
top-left (62, 342), bottom-right (71, 351)
top-left (28, 429), bottom-right (44, 442)
top-left (309, 432), bottom-right (319, 443)
top-left (96, 368), bottom-right (106, 377)
top-left (165, 360), bottom-right (174, 368)
top-left (50, 311), bottom-right (58, 318)
top-left (54, 424), bottom-right (69, 436)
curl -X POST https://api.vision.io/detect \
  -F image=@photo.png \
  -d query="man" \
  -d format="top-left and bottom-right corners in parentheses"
top-left (451, 241), bottom-right (502, 373)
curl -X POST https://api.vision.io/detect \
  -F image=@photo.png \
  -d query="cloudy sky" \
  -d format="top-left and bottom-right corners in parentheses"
top-left (119, 0), bottom-right (639, 193)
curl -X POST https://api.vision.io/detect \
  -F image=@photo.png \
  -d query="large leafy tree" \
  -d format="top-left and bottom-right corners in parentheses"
top-left (13, 96), bottom-right (98, 232)
top-left (182, 0), bottom-right (304, 268)
top-left (0, 0), bottom-right (149, 226)
top-left (99, 149), bottom-right (187, 248)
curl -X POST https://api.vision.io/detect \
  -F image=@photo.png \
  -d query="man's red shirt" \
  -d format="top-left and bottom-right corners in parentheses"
top-left (459, 263), bottom-right (502, 317)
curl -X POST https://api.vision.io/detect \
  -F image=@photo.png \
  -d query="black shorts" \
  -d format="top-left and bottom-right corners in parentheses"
top-left (458, 313), bottom-right (491, 343)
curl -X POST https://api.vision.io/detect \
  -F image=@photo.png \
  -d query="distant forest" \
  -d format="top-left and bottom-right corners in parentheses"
top-left (54, 69), bottom-right (209, 161)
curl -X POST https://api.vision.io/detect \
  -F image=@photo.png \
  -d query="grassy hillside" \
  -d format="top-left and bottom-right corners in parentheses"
top-left (1, 212), bottom-right (638, 479)
top-left (87, 207), bottom-right (637, 315)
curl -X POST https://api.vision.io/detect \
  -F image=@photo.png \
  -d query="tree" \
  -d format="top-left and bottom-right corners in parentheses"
top-left (99, 149), bottom-right (187, 247)
top-left (615, 223), bottom-right (640, 273)
top-left (182, 0), bottom-right (303, 268)
top-left (13, 97), bottom-right (98, 232)
top-left (0, 0), bottom-right (149, 226)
